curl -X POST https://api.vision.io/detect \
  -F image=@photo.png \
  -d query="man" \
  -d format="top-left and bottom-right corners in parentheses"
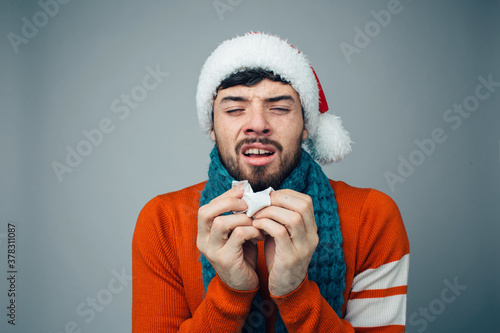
top-left (132, 32), bottom-right (409, 332)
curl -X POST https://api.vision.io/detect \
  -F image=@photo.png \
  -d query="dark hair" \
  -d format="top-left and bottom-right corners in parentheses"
top-left (217, 68), bottom-right (290, 91)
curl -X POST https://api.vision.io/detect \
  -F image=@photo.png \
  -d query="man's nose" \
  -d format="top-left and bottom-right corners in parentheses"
top-left (243, 108), bottom-right (272, 137)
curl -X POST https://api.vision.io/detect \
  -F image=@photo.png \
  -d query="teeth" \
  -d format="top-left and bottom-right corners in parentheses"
top-left (244, 148), bottom-right (272, 155)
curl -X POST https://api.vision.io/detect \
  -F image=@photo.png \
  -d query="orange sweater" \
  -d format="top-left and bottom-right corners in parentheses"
top-left (132, 180), bottom-right (409, 332)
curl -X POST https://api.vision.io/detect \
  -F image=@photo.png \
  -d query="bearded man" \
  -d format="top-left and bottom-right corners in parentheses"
top-left (132, 32), bottom-right (409, 333)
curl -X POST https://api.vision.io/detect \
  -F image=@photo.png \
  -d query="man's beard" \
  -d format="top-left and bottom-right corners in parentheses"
top-left (215, 137), bottom-right (303, 191)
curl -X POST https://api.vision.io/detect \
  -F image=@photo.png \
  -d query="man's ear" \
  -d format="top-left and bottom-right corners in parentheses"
top-left (302, 128), bottom-right (308, 141)
top-left (210, 130), bottom-right (216, 142)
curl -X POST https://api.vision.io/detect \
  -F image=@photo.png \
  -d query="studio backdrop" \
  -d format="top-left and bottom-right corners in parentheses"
top-left (1, 0), bottom-right (498, 332)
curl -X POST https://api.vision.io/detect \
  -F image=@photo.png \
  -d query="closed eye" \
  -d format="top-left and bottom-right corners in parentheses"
top-left (271, 108), bottom-right (290, 112)
top-left (226, 109), bottom-right (244, 114)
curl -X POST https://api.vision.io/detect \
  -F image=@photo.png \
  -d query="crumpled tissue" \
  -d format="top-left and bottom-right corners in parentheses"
top-left (232, 180), bottom-right (274, 217)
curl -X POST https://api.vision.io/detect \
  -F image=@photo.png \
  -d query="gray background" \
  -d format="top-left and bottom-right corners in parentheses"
top-left (1, 0), bottom-right (498, 332)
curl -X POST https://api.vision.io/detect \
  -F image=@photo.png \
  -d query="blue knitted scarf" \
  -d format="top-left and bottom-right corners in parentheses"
top-left (200, 146), bottom-right (345, 332)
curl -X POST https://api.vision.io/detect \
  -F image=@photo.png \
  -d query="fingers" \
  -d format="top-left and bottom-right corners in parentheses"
top-left (197, 185), bottom-right (247, 237)
top-left (224, 226), bottom-right (265, 251)
top-left (253, 206), bottom-right (307, 242)
top-left (206, 185), bottom-right (247, 216)
top-left (268, 189), bottom-right (317, 233)
top-left (195, 186), bottom-right (267, 291)
top-left (252, 189), bottom-right (318, 255)
top-left (208, 214), bottom-right (254, 249)
top-left (252, 218), bottom-right (294, 251)
top-left (250, 190), bottom-right (319, 297)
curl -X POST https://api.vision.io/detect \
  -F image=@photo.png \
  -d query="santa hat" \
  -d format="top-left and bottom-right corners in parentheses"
top-left (196, 32), bottom-right (352, 164)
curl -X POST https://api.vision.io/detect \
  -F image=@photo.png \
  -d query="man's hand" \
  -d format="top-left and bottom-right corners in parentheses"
top-left (197, 185), bottom-right (265, 291)
top-left (252, 189), bottom-right (319, 296)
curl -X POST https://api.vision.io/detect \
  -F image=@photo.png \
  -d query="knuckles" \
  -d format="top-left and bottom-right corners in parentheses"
top-left (288, 211), bottom-right (303, 228)
top-left (295, 196), bottom-right (313, 214)
top-left (304, 196), bottom-right (314, 211)
top-left (310, 233), bottom-right (319, 249)
top-left (274, 225), bottom-right (289, 239)
top-left (210, 216), bottom-right (227, 234)
top-left (231, 226), bottom-right (248, 239)
top-left (197, 204), bottom-right (210, 222)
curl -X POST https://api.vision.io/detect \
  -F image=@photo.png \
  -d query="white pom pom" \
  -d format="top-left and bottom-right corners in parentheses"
top-left (303, 113), bottom-right (352, 164)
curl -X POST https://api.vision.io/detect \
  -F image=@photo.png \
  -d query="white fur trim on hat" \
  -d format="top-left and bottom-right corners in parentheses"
top-left (196, 32), bottom-right (352, 163)
top-left (304, 113), bottom-right (352, 163)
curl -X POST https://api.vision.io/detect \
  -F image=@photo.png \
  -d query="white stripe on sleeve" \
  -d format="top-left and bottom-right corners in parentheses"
top-left (345, 294), bottom-right (407, 327)
top-left (351, 254), bottom-right (409, 292)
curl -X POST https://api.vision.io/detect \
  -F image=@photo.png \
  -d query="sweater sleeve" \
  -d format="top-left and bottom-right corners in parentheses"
top-left (344, 189), bottom-right (410, 332)
top-left (271, 189), bottom-right (409, 333)
top-left (132, 196), bottom-right (258, 332)
top-left (272, 277), bottom-right (355, 332)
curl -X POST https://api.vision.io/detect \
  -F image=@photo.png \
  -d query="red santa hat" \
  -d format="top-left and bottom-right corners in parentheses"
top-left (196, 32), bottom-right (352, 164)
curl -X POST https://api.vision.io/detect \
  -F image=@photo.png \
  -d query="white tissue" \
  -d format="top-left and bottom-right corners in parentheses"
top-left (232, 180), bottom-right (274, 217)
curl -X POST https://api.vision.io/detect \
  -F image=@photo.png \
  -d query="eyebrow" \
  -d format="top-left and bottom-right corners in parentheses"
top-left (265, 95), bottom-right (295, 103)
top-left (219, 95), bottom-right (296, 104)
top-left (219, 96), bottom-right (248, 104)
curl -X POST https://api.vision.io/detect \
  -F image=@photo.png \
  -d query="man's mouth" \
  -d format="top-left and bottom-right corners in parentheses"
top-left (243, 148), bottom-right (275, 157)
top-left (240, 143), bottom-right (277, 166)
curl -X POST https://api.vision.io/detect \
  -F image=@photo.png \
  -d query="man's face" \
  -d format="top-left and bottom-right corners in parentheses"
top-left (211, 79), bottom-right (307, 191)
